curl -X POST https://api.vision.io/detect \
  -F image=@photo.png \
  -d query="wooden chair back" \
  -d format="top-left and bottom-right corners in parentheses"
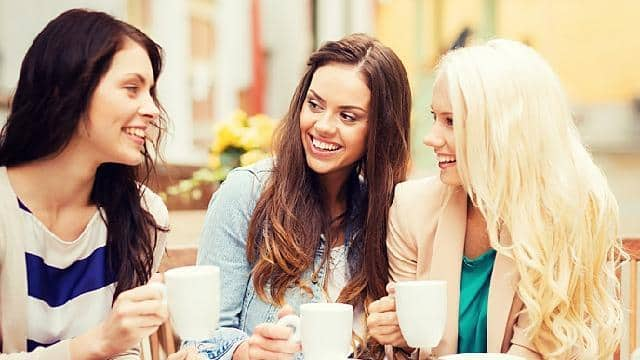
top-left (620, 238), bottom-right (640, 359)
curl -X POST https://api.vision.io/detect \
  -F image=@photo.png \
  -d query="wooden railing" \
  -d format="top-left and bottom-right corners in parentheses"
top-left (145, 163), bottom-right (217, 211)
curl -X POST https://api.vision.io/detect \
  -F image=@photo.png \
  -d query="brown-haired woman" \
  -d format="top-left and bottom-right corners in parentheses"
top-left (0, 9), bottom-right (170, 359)
top-left (191, 34), bottom-right (411, 360)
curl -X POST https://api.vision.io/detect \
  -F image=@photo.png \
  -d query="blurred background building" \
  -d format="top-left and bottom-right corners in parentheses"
top-left (0, 0), bottom-right (638, 225)
top-left (3, 0), bottom-right (636, 234)
top-left (0, 0), bottom-right (638, 230)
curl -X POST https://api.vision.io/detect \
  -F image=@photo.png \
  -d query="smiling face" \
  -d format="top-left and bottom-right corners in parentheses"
top-left (299, 62), bottom-right (370, 181)
top-left (424, 73), bottom-right (462, 186)
top-left (74, 38), bottom-right (159, 166)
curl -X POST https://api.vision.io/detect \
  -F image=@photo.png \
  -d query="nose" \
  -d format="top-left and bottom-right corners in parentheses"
top-left (423, 122), bottom-right (445, 149)
top-left (313, 112), bottom-right (337, 136)
top-left (138, 94), bottom-right (160, 122)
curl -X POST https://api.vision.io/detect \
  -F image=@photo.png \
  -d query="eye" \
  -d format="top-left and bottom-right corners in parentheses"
top-left (430, 110), bottom-right (454, 127)
top-left (307, 99), bottom-right (322, 111)
top-left (445, 117), bottom-right (454, 127)
top-left (125, 85), bottom-right (139, 95)
top-left (340, 112), bottom-right (356, 122)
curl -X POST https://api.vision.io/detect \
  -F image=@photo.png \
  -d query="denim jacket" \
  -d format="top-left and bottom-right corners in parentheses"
top-left (189, 159), bottom-right (366, 360)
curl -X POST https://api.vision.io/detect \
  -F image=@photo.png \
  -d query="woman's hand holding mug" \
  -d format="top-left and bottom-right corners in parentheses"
top-left (70, 274), bottom-right (168, 359)
top-left (276, 303), bottom-right (353, 360)
top-left (367, 282), bottom-right (409, 348)
top-left (233, 305), bottom-right (301, 360)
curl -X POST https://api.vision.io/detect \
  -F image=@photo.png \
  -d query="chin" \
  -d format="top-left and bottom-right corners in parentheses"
top-left (305, 158), bottom-right (339, 176)
top-left (116, 153), bottom-right (145, 167)
top-left (307, 163), bottom-right (330, 175)
top-left (439, 171), bottom-right (462, 186)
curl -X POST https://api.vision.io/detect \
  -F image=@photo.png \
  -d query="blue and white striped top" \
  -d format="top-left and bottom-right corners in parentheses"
top-left (19, 199), bottom-right (116, 351)
top-left (1, 177), bottom-right (169, 354)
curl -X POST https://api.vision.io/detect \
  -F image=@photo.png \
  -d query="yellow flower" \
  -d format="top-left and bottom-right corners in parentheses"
top-left (240, 149), bottom-right (269, 167)
top-left (231, 109), bottom-right (249, 126)
top-left (239, 127), bottom-right (262, 150)
top-left (164, 110), bottom-right (275, 201)
top-left (248, 113), bottom-right (273, 127)
top-left (208, 153), bottom-right (221, 169)
top-left (246, 114), bottom-right (277, 150)
top-left (211, 121), bottom-right (244, 153)
top-left (209, 110), bottom-right (276, 171)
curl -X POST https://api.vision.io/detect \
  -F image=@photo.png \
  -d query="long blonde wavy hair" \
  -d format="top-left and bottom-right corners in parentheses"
top-left (437, 39), bottom-right (624, 359)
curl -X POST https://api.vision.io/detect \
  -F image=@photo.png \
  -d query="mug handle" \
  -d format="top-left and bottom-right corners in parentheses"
top-left (275, 314), bottom-right (301, 343)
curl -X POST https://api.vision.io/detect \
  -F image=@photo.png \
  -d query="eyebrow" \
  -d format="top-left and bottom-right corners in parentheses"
top-left (429, 105), bottom-right (452, 115)
top-left (308, 89), bottom-right (367, 112)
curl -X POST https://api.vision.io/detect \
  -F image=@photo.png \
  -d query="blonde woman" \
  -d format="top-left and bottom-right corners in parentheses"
top-left (367, 39), bottom-right (623, 359)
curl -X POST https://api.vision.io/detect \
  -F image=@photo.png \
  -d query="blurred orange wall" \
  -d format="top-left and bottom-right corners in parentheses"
top-left (376, 0), bottom-right (640, 104)
top-left (498, 0), bottom-right (640, 103)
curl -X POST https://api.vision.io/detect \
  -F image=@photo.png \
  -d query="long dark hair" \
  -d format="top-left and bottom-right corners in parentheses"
top-left (246, 33), bottom-right (410, 346)
top-left (0, 9), bottom-right (167, 296)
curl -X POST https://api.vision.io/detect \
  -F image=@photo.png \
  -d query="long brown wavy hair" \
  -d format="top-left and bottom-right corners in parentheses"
top-left (246, 34), bottom-right (410, 353)
top-left (0, 9), bottom-right (168, 297)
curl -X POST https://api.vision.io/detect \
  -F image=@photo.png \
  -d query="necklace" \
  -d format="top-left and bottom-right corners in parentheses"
top-left (310, 233), bottom-right (330, 285)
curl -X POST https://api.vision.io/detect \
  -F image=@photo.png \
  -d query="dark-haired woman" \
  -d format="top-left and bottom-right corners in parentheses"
top-left (190, 33), bottom-right (411, 360)
top-left (0, 9), bottom-right (170, 359)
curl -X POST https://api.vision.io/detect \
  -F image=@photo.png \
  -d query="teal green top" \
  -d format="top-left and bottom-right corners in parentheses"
top-left (457, 248), bottom-right (497, 353)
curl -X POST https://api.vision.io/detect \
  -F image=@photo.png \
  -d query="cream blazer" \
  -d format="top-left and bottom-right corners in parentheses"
top-left (386, 176), bottom-right (542, 359)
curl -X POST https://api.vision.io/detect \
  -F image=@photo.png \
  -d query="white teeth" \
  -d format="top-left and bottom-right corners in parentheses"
top-left (124, 127), bottom-right (146, 139)
top-left (312, 138), bottom-right (340, 151)
top-left (437, 155), bottom-right (456, 163)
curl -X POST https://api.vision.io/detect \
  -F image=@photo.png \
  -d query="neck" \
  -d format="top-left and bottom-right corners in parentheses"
top-left (8, 142), bottom-right (100, 210)
top-left (464, 198), bottom-right (492, 258)
top-left (467, 198), bottom-right (485, 222)
top-left (317, 169), bottom-right (352, 219)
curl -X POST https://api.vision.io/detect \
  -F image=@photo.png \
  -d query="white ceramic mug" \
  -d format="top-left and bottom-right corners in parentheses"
top-left (395, 280), bottom-right (447, 349)
top-left (151, 265), bottom-right (220, 341)
top-left (277, 303), bottom-right (353, 360)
